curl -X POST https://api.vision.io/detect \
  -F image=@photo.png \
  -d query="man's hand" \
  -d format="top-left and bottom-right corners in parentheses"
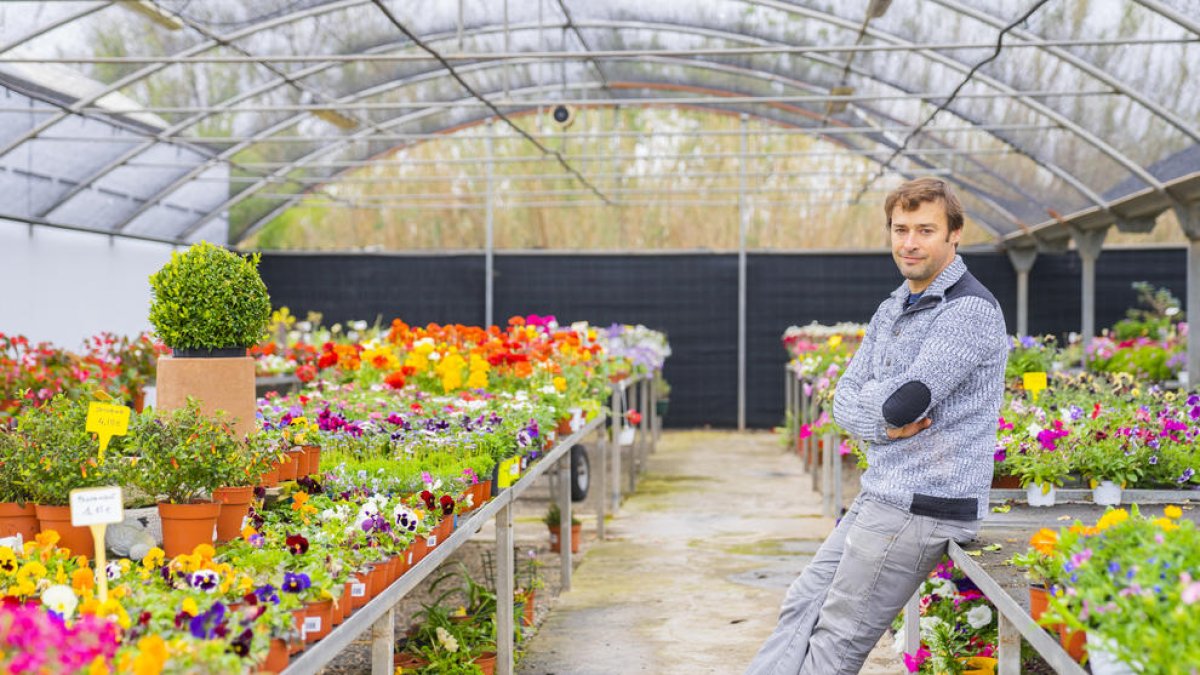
top-left (886, 417), bottom-right (932, 440)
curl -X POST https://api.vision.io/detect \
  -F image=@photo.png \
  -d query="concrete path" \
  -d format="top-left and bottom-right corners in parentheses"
top-left (518, 430), bottom-right (905, 675)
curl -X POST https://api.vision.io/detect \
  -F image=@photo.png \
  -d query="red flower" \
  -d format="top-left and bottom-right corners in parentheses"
top-left (286, 534), bottom-right (309, 555)
top-left (317, 352), bottom-right (338, 369)
top-left (384, 371), bottom-right (407, 390)
top-left (295, 365), bottom-right (317, 383)
top-left (626, 410), bottom-right (643, 426)
top-left (420, 490), bottom-right (436, 511)
top-left (439, 495), bottom-right (455, 516)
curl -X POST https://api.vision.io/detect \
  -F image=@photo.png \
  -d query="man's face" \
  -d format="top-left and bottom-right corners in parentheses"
top-left (889, 199), bottom-right (961, 290)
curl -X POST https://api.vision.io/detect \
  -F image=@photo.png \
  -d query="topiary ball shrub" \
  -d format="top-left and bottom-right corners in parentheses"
top-left (148, 241), bottom-right (271, 352)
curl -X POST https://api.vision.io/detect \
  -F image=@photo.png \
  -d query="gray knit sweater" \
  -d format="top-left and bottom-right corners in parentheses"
top-left (832, 256), bottom-right (1008, 520)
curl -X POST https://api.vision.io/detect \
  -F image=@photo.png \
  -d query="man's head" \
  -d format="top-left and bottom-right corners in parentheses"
top-left (885, 177), bottom-right (963, 292)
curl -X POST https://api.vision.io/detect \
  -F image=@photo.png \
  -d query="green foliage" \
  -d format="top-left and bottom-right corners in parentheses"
top-left (1005, 446), bottom-right (1071, 491)
top-left (7, 395), bottom-right (126, 505)
top-left (1111, 281), bottom-right (1183, 340)
top-left (126, 399), bottom-right (244, 503)
top-left (543, 501), bottom-right (581, 527)
top-left (1004, 335), bottom-right (1058, 380)
top-left (148, 241), bottom-right (271, 350)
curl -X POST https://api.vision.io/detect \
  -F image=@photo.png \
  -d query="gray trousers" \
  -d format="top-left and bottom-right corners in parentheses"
top-left (746, 496), bottom-right (980, 675)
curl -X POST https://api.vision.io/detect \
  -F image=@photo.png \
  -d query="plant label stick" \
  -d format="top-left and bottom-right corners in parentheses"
top-left (86, 402), bottom-right (131, 461)
top-left (70, 486), bottom-right (124, 602)
top-left (1023, 372), bottom-right (1047, 402)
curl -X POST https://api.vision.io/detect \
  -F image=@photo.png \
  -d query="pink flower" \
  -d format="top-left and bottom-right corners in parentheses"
top-left (903, 647), bottom-right (930, 672)
top-left (1181, 573), bottom-right (1200, 604)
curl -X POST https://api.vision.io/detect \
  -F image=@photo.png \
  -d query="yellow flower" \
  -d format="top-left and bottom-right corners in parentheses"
top-left (237, 575), bottom-right (255, 594)
top-left (87, 655), bottom-right (110, 675)
top-left (142, 547), bottom-right (165, 569)
top-left (241, 525), bottom-right (258, 541)
top-left (1165, 505), bottom-right (1183, 520)
top-left (132, 634), bottom-right (167, 675)
top-left (466, 370), bottom-right (489, 389)
top-left (192, 544), bottom-right (215, 560)
top-left (181, 597), bottom-right (199, 616)
top-left (17, 561), bottom-right (47, 581)
top-left (1095, 508), bottom-right (1129, 531)
top-left (0, 547), bottom-right (16, 573)
top-left (1153, 517), bottom-right (1180, 532)
top-left (828, 335), bottom-right (843, 348)
top-left (552, 376), bottom-right (567, 393)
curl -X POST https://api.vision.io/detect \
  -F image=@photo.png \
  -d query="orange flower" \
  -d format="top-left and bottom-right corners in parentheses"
top-left (35, 530), bottom-right (61, 549)
top-left (132, 634), bottom-right (167, 675)
top-left (1030, 528), bottom-right (1058, 556)
top-left (72, 567), bottom-right (95, 592)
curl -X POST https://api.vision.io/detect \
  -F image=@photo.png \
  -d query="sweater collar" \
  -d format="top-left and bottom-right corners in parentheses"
top-left (890, 255), bottom-right (967, 301)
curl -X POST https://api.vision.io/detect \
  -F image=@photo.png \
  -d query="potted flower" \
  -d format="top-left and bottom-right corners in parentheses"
top-left (1076, 443), bottom-right (1144, 507)
top-left (543, 502), bottom-right (581, 554)
top-left (213, 432), bottom-right (274, 543)
top-left (149, 241), bottom-right (271, 438)
top-left (8, 395), bottom-right (124, 557)
top-left (0, 429), bottom-right (37, 542)
top-left (126, 399), bottom-right (239, 557)
top-left (1006, 448), bottom-right (1071, 507)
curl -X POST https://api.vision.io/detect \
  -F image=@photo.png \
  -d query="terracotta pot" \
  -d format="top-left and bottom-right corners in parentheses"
top-left (303, 445), bottom-right (321, 477)
top-left (212, 486), bottom-right (254, 543)
top-left (157, 501), bottom-right (220, 558)
top-left (369, 562), bottom-right (389, 598)
top-left (556, 417), bottom-right (573, 436)
top-left (410, 537), bottom-right (428, 565)
top-left (289, 610), bottom-right (306, 654)
top-left (259, 461), bottom-right (280, 488)
top-left (279, 450), bottom-right (302, 482)
top-left (261, 638), bottom-right (289, 673)
top-left (34, 504), bottom-right (94, 558)
top-left (548, 523), bottom-right (583, 554)
top-left (0, 502), bottom-right (39, 542)
top-left (991, 474), bottom-right (1022, 489)
top-left (520, 590), bottom-right (536, 627)
top-left (131, 389), bottom-right (146, 414)
top-left (295, 446), bottom-right (312, 477)
top-left (395, 653), bottom-right (426, 670)
top-left (1059, 624), bottom-right (1087, 662)
top-left (336, 581), bottom-right (354, 624)
top-left (395, 546), bottom-right (412, 579)
top-left (429, 516), bottom-right (453, 549)
top-left (474, 650), bottom-right (497, 675)
top-left (1028, 585), bottom-right (1050, 622)
top-left (350, 570), bottom-right (371, 609)
top-left (302, 599), bottom-right (334, 642)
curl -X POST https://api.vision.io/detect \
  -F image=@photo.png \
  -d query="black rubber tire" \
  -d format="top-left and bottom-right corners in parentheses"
top-left (570, 444), bottom-right (590, 502)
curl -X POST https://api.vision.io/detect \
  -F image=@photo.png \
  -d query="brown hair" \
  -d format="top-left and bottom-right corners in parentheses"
top-left (884, 177), bottom-right (964, 236)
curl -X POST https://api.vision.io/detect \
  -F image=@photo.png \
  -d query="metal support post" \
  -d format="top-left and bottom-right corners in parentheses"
top-left (737, 113), bottom-right (749, 431)
top-left (558, 454), bottom-right (572, 592)
top-left (596, 424), bottom-right (607, 541)
top-left (627, 382), bottom-right (637, 494)
top-left (484, 121), bottom-right (495, 327)
top-left (832, 435), bottom-right (843, 517)
top-left (904, 592), bottom-right (920, 656)
top-left (1174, 202), bottom-right (1200, 389)
top-left (822, 432), bottom-right (834, 516)
top-left (610, 385), bottom-right (623, 511)
top-left (649, 375), bottom-right (660, 449)
top-left (810, 399), bottom-right (820, 493)
top-left (997, 612), bottom-right (1021, 674)
top-left (496, 502), bottom-right (515, 675)
top-left (370, 608), bottom-right (394, 675)
top-left (639, 378), bottom-right (651, 456)
top-left (1071, 226), bottom-right (1107, 362)
top-left (1006, 246), bottom-right (1037, 337)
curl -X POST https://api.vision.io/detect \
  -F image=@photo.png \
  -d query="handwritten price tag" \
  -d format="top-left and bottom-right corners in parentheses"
top-left (70, 486), bottom-right (124, 527)
top-left (1022, 371), bottom-right (1047, 401)
top-left (86, 402), bottom-right (131, 459)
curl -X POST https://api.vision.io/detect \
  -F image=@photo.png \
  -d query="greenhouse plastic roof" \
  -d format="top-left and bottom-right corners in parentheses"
top-left (0, 0), bottom-right (1197, 247)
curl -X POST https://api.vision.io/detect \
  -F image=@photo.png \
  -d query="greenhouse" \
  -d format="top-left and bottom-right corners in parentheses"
top-left (0, 1), bottom-right (1198, 673)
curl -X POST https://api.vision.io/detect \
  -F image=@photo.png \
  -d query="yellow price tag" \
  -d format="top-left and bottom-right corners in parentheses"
top-left (497, 456), bottom-right (521, 489)
top-left (86, 402), bottom-right (131, 459)
top-left (1022, 371), bottom-right (1047, 402)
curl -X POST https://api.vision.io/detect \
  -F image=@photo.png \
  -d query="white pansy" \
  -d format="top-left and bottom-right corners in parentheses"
top-left (891, 626), bottom-right (907, 654)
top-left (42, 585), bottom-right (78, 618)
top-left (926, 576), bottom-right (957, 598)
top-left (966, 605), bottom-right (993, 629)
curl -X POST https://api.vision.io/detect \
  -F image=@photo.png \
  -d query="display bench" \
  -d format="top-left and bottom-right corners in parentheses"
top-left (281, 414), bottom-right (609, 675)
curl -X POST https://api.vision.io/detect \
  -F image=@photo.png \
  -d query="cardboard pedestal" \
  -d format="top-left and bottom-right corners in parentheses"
top-left (155, 356), bottom-right (256, 438)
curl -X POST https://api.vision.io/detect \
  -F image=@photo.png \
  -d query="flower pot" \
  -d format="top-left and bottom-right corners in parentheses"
top-left (336, 581), bottom-right (353, 624)
top-left (289, 610), bottom-right (306, 654)
top-left (1089, 636), bottom-right (1140, 674)
top-left (410, 536), bottom-right (428, 565)
top-left (1058, 624), bottom-right (1087, 662)
top-left (1026, 483), bottom-right (1056, 507)
top-left (258, 461), bottom-right (280, 488)
top-left (394, 548), bottom-right (412, 581)
top-left (34, 504), bottom-right (94, 558)
top-left (1028, 585), bottom-right (1050, 622)
top-left (548, 523), bottom-right (583, 554)
top-left (991, 474), bottom-right (1021, 489)
top-left (0, 502), bottom-right (39, 542)
top-left (369, 562), bottom-right (388, 598)
top-left (350, 571), bottom-right (371, 609)
top-left (556, 417), bottom-right (573, 436)
top-left (157, 501), bottom-right (220, 558)
top-left (155, 354), bottom-right (257, 438)
top-left (1092, 480), bottom-right (1122, 506)
top-left (303, 445), bottom-right (321, 477)
top-left (474, 650), bottom-right (498, 675)
top-left (395, 653), bottom-right (427, 670)
top-left (517, 590), bottom-right (536, 627)
top-left (212, 486), bottom-right (254, 543)
top-left (278, 451), bottom-right (301, 482)
top-left (261, 638), bottom-right (289, 674)
top-left (302, 600), bottom-right (334, 642)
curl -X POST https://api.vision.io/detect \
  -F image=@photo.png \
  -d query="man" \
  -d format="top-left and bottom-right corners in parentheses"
top-left (747, 177), bottom-right (1008, 675)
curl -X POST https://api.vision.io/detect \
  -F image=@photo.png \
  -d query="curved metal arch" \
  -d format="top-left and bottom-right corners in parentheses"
top-left (215, 74), bottom-right (1026, 245)
top-left (111, 17), bottom-right (1095, 238)
top-left (1134, 0), bottom-right (1200, 36)
top-left (0, 0), bottom-right (372, 160)
top-left (931, 0), bottom-right (1200, 143)
top-left (0, 2), bottom-right (111, 56)
top-left (738, 0), bottom-right (1163, 196)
